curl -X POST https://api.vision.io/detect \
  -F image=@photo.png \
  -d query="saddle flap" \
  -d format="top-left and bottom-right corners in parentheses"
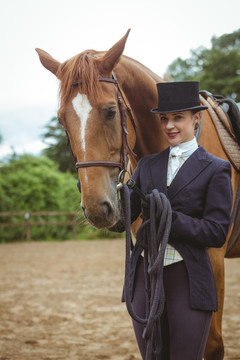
top-left (218, 97), bottom-right (240, 144)
top-left (200, 91), bottom-right (240, 146)
top-left (199, 92), bottom-right (240, 172)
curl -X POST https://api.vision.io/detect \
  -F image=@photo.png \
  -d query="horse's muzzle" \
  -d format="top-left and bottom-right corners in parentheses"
top-left (81, 198), bottom-right (121, 229)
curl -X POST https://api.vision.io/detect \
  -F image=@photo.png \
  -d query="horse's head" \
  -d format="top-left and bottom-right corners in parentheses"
top-left (36, 30), bottom-right (134, 229)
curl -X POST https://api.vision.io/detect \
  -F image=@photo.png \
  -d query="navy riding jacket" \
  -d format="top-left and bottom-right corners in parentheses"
top-left (129, 146), bottom-right (233, 311)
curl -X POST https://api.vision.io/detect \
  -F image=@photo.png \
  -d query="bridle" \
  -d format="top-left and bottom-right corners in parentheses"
top-left (68, 75), bottom-right (136, 176)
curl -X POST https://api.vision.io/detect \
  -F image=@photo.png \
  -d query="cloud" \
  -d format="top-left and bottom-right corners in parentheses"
top-left (0, 140), bottom-right (47, 158)
top-left (0, 106), bottom-right (56, 159)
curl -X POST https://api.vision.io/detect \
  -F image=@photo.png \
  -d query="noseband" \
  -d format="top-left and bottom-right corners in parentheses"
top-left (69, 75), bottom-right (136, 173)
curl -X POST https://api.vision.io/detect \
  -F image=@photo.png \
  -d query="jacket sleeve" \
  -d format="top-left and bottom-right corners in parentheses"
top-left (170, 161), bottom-right (233, 249)
top-left (130, 158), bottom-right (143, 223)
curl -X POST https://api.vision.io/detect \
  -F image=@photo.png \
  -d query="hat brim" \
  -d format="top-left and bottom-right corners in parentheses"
top-left (150, 105), bottom-right (208, 114)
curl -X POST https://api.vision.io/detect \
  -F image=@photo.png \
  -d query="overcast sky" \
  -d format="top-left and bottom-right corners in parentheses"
top-left (0, 0), bottom-right (240, 158)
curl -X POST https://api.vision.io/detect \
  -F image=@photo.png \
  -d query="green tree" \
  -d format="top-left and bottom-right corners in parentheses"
top-left (42, 117), bottom-right (76, 173)
top-left (167, 29), bottom-right (240, 101)
top-left (0, 154), bottom-right (120, 242)
top-left (0, 154), bottom-right (81, 241)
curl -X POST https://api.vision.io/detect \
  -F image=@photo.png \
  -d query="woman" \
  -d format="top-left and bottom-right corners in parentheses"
top-left (127, 81), bottom-right (233, 360)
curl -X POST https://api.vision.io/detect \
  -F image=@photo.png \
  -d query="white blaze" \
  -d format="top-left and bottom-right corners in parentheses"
top-left (72, 93), bottom-right (92, 153)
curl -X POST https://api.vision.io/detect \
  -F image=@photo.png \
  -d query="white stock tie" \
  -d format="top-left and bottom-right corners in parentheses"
top-left (169, 145), bottom-right (183, 174)
top-left (167, 138), bottom-right (198, 185)
top-left (169, 146), bottom-right (183, 181)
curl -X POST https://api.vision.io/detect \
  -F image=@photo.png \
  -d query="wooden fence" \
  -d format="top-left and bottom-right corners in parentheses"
top-left (0, 211), bottom-right (84, 241)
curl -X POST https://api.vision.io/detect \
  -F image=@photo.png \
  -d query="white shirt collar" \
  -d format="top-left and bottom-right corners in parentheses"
top-left (169, 137), bottom-right (198, 157)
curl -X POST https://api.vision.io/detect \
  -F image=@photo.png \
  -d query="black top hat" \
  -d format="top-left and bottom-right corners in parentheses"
top-left (151, 81), bottom-right (208, 114)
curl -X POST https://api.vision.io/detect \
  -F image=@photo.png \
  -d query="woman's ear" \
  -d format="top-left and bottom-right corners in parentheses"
top-left (193, 111), bottom-right (201, 127)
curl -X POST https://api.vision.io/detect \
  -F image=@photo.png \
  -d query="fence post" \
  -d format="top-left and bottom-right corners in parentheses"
top-left (72, 213), bottom-right (77, 239)
top-left (24, 212), bottom-right (31, 241)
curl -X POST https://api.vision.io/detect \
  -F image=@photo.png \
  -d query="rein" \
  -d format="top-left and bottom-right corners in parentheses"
top-left (72, 75), bottom-right (136, 172)
top-left (121, 182), bottom-right (172, 359)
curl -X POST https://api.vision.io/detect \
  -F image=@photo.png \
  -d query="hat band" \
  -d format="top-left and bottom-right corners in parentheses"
top-left (158, 101), bottom-right (200, 110)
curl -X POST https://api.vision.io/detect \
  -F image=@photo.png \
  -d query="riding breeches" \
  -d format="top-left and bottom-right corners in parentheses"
top-left (131, 257), bottom-right (212, 360)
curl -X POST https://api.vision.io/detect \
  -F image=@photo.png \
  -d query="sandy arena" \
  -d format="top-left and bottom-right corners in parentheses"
top-left (0, 239), bottom-right (239, 360)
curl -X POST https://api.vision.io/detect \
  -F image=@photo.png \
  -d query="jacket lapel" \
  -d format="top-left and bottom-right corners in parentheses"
top-left (167, 146), bottom-right (212, 200)
top-left (149, 147), bottom-right (170, 196)
top-left (148, 146), bottom-right (212, 200)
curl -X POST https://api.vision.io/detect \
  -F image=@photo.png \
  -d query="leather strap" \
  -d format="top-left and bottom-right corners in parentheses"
top-left (76, 160), bottom-right (122, 169)
top-left (73, 77), bottom-right (118, 86)
top-left (99, 77), bottom-right (118, 85)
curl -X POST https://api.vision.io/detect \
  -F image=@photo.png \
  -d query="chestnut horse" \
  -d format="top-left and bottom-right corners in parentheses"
top-left (36, 30), bottom-right (240, 359)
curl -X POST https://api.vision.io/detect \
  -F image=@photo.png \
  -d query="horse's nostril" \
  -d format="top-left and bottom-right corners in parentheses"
top-left (81, 200), bottom-right (117, 227)
top-left (101, 201), bottom-right (114, 222)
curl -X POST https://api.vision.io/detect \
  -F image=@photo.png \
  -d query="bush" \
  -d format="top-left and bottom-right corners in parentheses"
top-left (0, 154), bottom-right (122, 242)
top-left (0, 154), bottom-right (81, 241)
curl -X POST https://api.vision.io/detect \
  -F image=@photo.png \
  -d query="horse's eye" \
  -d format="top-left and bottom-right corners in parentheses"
top-left (105, 107), bottom-right (117, 120)
top-left (58, 117), bottom-right (64, 125)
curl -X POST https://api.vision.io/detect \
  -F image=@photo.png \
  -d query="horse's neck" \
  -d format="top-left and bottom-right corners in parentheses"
top-left (115, 56), bottom-right (168, 166)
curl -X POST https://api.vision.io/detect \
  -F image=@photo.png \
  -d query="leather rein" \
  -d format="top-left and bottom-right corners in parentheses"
top-left (70, 75), bottom-right (136, 174)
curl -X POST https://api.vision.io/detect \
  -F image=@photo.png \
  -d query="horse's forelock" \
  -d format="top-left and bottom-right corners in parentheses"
top-left (58, 52), bottom-right (102, 110)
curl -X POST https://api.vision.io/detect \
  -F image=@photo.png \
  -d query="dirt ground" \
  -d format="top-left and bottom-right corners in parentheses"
top-left (0, 239), bottom-right (239, 360)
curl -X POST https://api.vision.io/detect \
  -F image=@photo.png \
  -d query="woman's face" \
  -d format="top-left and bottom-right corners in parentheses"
top-left (159, 110), bottom-right (200, 146)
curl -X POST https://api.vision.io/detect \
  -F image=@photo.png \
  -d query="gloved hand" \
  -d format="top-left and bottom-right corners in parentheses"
top-left (141, 194), bottom-right (151, 219)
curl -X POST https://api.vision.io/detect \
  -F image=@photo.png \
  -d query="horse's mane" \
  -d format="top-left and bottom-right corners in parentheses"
top-left (58, 51), bottom-right (102, 110)
top-left (57, 50), bottom-right (163, 116)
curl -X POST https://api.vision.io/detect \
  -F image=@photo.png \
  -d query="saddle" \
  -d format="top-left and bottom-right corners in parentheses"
top-left (199, 91), bottom-right (240, 255)
top-left (200, 91), bottom-right (240, 172)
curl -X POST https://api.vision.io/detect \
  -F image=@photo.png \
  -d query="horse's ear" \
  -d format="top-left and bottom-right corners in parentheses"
top-left (98, 29), bottom-right (131, 74)
top-left (35, 48), bottom-right (61, 78)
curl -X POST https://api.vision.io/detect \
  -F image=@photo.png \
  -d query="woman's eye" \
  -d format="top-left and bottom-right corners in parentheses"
top-left (160, 116), bottom-right (167, 121)
top-left (105, 107), bottom-right (116, 120)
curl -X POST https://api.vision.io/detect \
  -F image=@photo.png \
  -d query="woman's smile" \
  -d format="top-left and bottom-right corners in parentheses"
top-left (167, 132), bottom-right (179, 138)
